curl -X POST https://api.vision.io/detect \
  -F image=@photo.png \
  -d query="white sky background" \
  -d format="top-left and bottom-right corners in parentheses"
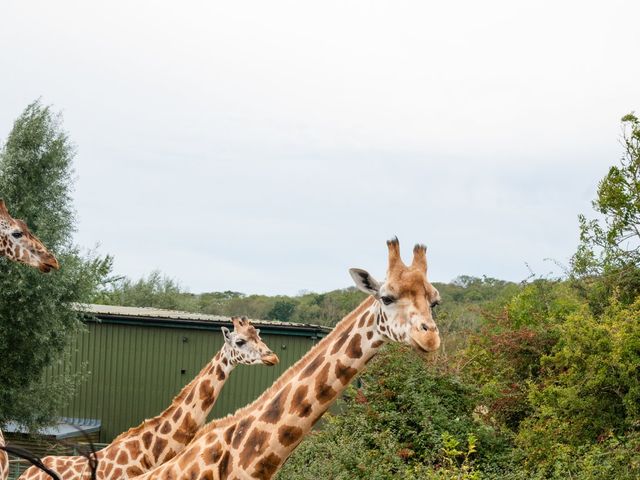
top-left (1, 0), bottom-right (639, 295)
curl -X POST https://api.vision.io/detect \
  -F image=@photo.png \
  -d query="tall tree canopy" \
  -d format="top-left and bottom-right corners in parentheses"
top-left (572, 113), bottom-right (640, 309)
top-left (0, 100), bottom-right (111, 429)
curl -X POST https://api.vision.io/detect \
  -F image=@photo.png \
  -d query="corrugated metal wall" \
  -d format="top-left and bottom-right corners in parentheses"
top-left (44, 322), bottom-right (318, 442)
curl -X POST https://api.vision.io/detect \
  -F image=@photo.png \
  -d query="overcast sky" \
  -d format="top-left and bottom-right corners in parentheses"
top-left (1, 1), bottom-right (639, 295)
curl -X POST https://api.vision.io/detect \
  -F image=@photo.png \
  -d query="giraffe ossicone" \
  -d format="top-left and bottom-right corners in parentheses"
top-left (0, 199), bottom-right (59, 273)
top-left (130, 237), bottom-right (441, 480)
top-left (17, 317), bottom-right (279, 480)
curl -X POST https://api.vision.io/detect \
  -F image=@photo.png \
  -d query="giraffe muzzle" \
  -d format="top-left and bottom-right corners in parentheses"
top-left (38, 256), bottom-right (60, 273)
top-left (261, 352), bottom-right (280, 366)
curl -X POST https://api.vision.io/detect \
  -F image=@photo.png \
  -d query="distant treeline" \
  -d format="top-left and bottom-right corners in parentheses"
top-left (95, 271), bottom-right (518, 330)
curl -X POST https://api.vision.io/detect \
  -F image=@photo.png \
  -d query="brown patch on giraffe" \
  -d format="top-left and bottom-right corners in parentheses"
top-left (259, 384), bottom-right (292, 424)
top-left (331, 330), bottom-right (351, 355)
top-left (315, 363), bottom-right (337, 404)
top-left (278, 424), bottom-right (304, 447)
top-left (231, 416), bottom-right (255, 449)
top-left (224, 424), bottom-right (236, 444)
top-left (299, 349), bottom-right (326, 379)
top-left (112, 467), bottom-right (123, 478)
top-left (106, 447), bottom-right (118, 460)
top-left (371, 339), bottom-right (384, 348)
top-left (104, 463), bottom-right (113, 478)
top-left (201, 471), bottom-right (214, 480)
top-left (152, 437), bottom-right (168, 462)
top-left (200, 379), bottom-right (214, 399)
top-left (173, 412), bottom-right (199, 444)
top-left (126, 466), bottom-right (144, 476)
top-left (366, 331), bottom-right (373, 340)
top-left (335, 359), bottom-right (357, 385)
top-left (171, 407), bottom-right (183, 422)
top-left (239, 428), bottom-right (270, 469)
top-left (125, 439), bottom-right (142, 459)
top-left (185, 463), bottom-right (201, 479)
top-left (215, 365), bottom-right (226, 381)
top-left (357, 312), bottom-right (369, 328)
top-left (160, 421), bottom-right (172, 434)
top-left (142, 431), bottom-right (154, 450)
top-left (289, 384), bottom-right (313, 418)
top-left (186, 388), bottom-right (195, 404)
top-left (251, 453), bottom-right (281, 480)
top-left (116, 450), bottom-right (128, 465)
top-left (204, 441), bottom-right (223, 464)
top-left (165, 448), bottom-right (177, 462)
top-left (367, 313), bottom-right (376, 326)
top-left (218, 451), bottom-right (232, 479)
top-left (346, 334), bottom-right (363, 359)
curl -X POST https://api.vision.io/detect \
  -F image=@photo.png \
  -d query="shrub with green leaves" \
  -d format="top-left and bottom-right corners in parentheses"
top-left (277, 344), bottom-right (513, 479)
top-left (516, 296), bottom-right (640, 477)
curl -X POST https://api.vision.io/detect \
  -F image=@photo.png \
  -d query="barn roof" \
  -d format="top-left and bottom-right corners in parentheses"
top-left (76, 304), bottom-right (331, 337)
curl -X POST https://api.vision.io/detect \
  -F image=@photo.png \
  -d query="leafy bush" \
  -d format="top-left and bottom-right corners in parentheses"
top-left (516, 296), bottom-right (640, 475)
top-left (278, 345), bottom-right (513, 479)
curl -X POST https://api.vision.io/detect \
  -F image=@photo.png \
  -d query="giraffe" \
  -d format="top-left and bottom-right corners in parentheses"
top-left (0, 199), bottom-right (59, 479)
top-left (0, 199), bottom-right (59, 273)
top-left (129, 238), bottom-right (441, 480)
top-left (18, 317), bottom-right (280, 480)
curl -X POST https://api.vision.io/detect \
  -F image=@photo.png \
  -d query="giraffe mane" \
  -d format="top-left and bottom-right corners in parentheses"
top-left (196, 296), bottom-right (376, 433)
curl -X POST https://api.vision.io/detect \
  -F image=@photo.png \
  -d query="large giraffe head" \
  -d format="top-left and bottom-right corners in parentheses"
top-left (350, 237), bottom-right (441, 353)
top-left (221, 316), bottom-right (280, 366)
top-left (0, 200), bottom-right (59, 273)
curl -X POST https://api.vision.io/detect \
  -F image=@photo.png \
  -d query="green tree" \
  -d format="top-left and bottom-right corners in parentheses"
top-left (0, 100), bottom-right (111, 429)
top-left (572, 113), bottom-right (640, 308)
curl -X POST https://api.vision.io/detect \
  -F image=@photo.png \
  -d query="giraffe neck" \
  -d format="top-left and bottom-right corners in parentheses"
top-left (137, 296), bottom-right (388, 480)
top-left (90, 347), bottom-right (237, 478)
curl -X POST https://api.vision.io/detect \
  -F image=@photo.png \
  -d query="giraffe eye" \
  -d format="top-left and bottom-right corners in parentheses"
top-left (235, 339), bottom-right (246, 347)
top-left (380, 296), bottom-right (394, 305)
top-left (12, 231), bottom-right (23, 239)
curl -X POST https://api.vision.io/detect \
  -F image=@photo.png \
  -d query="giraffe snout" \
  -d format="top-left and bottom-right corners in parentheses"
top-left (261, 351), bottom-right (279, 366)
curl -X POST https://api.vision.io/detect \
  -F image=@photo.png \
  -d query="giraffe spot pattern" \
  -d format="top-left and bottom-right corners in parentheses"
top-left (173, 412), bottom-right (199, 444)
top-left (314, 363), bottom-right (337, 404)
top-left (334, 359), bottom-right (357, 385)
top-left (346, 334), bottom-right (363, 359)
top-left (331, 331), bottom-right (350, 355)
top-left (239, 428), bottom-right (270, 469)
top-left (289, 384), bottom-right (313, 418)
top-left (278, 425), bottom-right (303, 447)
top-left (231, 416), bottom-right (255, 449)
top-left (224, 424), bottom-right (236, 444)
top-left (259, 384), bottom-right (291, 424)
top-left (218, 451), bottom-right (232, 479)
top-left (251, 453), bottom-right (281, 480)
top-left (152, 437), bottom-right (168, 462)
top-left (299, 350), bottom-right (326, 379)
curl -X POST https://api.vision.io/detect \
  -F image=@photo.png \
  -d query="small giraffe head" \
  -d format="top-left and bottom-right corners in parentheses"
top-left (350, 237), bottom-right (441, 353)
top-left (221, 316), bottom-right (280, 366)
top-left (0, 200), bottom-right (59, 273)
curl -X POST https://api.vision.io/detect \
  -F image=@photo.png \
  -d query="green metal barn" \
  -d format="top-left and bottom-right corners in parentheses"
top-left (39, 304), bottom-right (330, 443)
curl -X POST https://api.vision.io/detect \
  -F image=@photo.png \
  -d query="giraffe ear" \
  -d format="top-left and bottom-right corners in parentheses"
top-left (0, 199), bottom-right (8, 215)
top-left (349, 268), bottom-right (380, 296)
top-left (221, 326), bottom-right (232, 344)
